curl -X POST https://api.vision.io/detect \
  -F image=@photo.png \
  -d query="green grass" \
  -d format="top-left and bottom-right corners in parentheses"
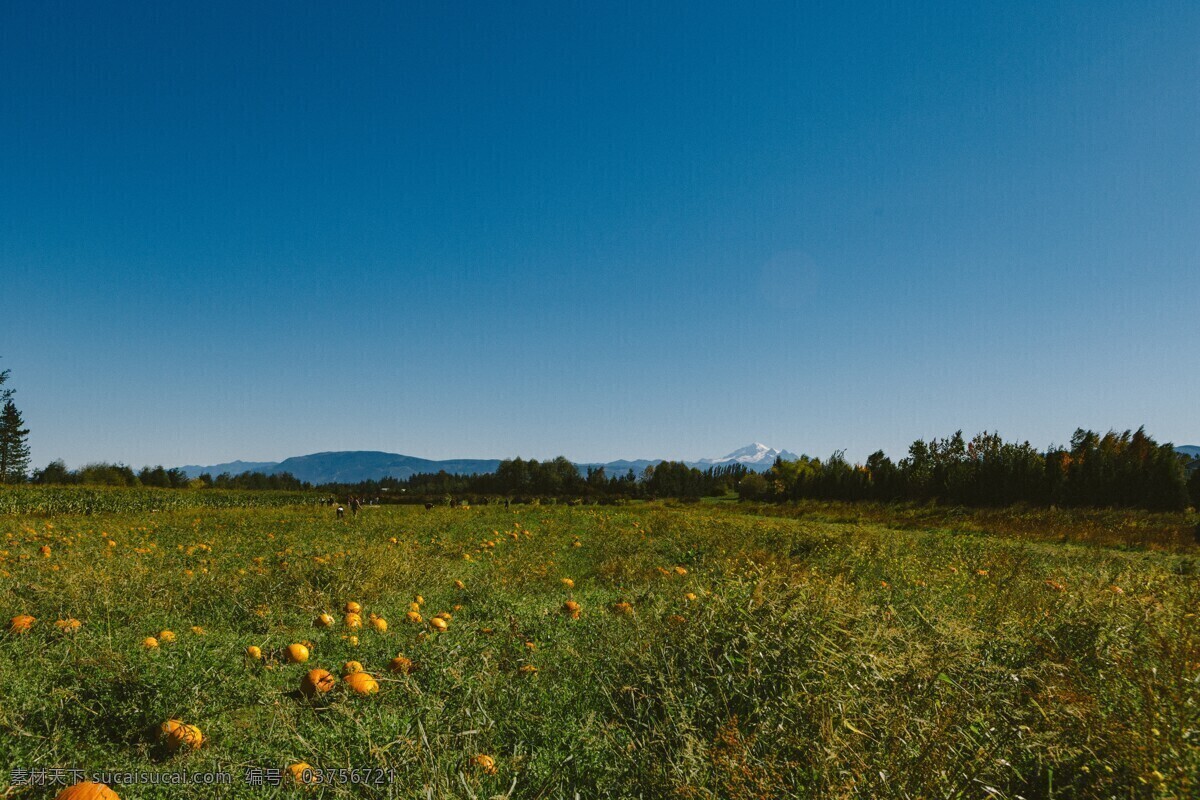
top-left (0, 501), bottom-right (1196, 798)
top-left (0, 486), bottom-right (322, 515)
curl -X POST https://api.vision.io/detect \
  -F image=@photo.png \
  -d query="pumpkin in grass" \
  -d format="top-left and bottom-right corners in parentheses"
top-left (342, 660), bottom-right (364, 675)
top-left (9, 614), bottom-right (35, 633)
top-left (158, 629), bottom-right (176, 643)
top-left (562, 600), bottom-right (581, 619)
top-left (299, 668), bottom-right (337, 698)
top-left (414, 595), bottom-right (425, 606)
top-left (370, 616), bottom-right (388, 633)
top-left (246, 645), bottom-right (263, 660)
top-left (561, 578), bottom-right (575, 589)
top-left (56, 618), bottom-right (82, 633)
top-left (344, 612), bottom-right (363, 629)
top-left (315, 613), bottom-right (335, 628)
top-left (55, 781), bottom-right (120, 800)
top-left (388, 654), bottom-right (415, 674)
top-left (408, 601), bottom-right (421, 613)
top-left (429, 616), bottom-right (448, 632)
top-left (142, 636), bottom-right (159, 649)
top-left (344, 671), bottom-right (379, 695)
top-left (405, 610), bottom-right (423, 624)
top-left (613, 601), bottom-right (634, 616)
top-left (471, 754), bottom-right (498, 775)
top-left (453, 579), bottom-right (466, 590)
top-left (345, 601), bottom-right (362, 614)
top-left (160, 719), bottom-right (204, 752)
top-left (285, 643), bottom-right (310, 663)
top-left (288, 762), bottom-right (318, 785)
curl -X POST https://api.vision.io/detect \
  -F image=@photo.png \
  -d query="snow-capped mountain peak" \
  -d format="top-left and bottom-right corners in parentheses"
top-left (697, 443), bottom-right (799, 469)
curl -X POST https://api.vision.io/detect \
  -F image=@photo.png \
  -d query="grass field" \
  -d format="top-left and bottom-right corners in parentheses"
top-left (0, 498), bottom-right (1196, 798)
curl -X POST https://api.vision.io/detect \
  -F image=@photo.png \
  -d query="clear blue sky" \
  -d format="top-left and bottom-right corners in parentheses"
top-left (2, 1), bottom-right (1197, 469)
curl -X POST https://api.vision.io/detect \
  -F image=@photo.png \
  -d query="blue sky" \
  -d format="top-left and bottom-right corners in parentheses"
top-left (2, 1), bottom-right (1197, 469)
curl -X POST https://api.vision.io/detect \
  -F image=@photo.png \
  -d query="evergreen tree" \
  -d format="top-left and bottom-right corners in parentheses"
top-left (0, 400), bottom-right (31, 483)
top-left (0, 363), bottom-right (13, 406)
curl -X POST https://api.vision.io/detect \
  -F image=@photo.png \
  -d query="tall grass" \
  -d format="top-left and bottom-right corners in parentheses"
top-left (0, 485), bottom-right (322, 515)
top-left (0, 502), bottom-right (1194, 798)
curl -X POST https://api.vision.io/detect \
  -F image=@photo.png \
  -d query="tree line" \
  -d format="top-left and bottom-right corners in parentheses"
top-left (29, 460), bottom-right (309, 491)
top-left (738, 428), bottom-right (1199, 511)
top-left (12, 434), bottom-right (1200, 511)
top-left (316, 458), bottom-right (750, 504)
top-left (2, 353), bottom-right (1195, 510)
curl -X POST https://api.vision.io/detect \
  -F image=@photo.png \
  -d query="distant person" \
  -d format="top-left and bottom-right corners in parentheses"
top-left (336, 505), bottom-right (344, 520)
top-left (350, 496), bottom-right (362, 517)
top-left (424, 502), bottom-right (434, 510)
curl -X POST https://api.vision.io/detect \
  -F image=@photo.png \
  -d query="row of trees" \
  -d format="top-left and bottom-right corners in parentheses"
top-left (4, 355), bottom-right (1194, 512)
top-left (739, 428), bottom-right (1198, 511)
top-left (319, 458), bottom-right (749, 503)
top-left (25, 455), bottom-right (747, 503)
top-left (28, 460), bottom-right (308, 491)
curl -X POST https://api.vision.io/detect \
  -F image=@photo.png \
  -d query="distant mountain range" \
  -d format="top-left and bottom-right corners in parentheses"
top-left (180, 443), bottom-right (1200, 485)
top-left (180, 443), bottom-right (796, 485)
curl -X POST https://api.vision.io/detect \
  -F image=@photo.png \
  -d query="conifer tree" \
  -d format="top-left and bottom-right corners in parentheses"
top-left (0, 399), bottom-right (31, 483)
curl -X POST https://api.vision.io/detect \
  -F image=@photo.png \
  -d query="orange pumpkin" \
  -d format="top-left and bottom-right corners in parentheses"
top-left (158, 629), bottom-right (176, 643)
top-left (142, 636), bottom-right (159, 649)
top-left (288, 762), bottom-right (318, 785)
top-left (9, 614), bottom-right (35, 634)
top-left (300, 668), bottom-right (337, 697)
top-left (342, 660), bottom-right (364, 675)
top-left (246, 645), bottom-right (263, 660)
top-left (388, 654), bottom-right (415, 674)
top-left (285, 643), bottom-right (310, 663)
top-left (345, 601), bottom-right (362, 614)
top-left (562, 600), bottom-right (581, 619)
top-left (315, 613), bottom-right (335, 628)
top-left (55, 781), bottom-right (120, 800)
top-left (429, 617), bottom-right (448, 632)
top-left (471, 754), bottom-right (498, 774)
top-left (370, 617), bottom-right (387, 633)
top-left (344, 671), bottom-right (379, 695)
top-left (344, 612), bottom-right (363, 629)
top-left (405, 610), bottom-right (422, 624)
top-left (160, 719), bottom-right (204, 752)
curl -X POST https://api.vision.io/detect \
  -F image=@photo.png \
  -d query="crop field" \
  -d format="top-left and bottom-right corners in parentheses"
top-left (0, 498), bottom-right (1197, 799)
